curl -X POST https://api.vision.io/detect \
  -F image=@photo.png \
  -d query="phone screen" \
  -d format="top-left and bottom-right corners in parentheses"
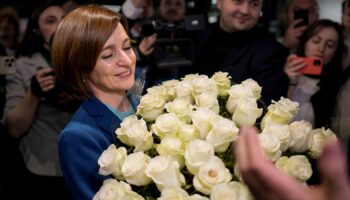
top-left (294, 9), bottom-right (309, 27)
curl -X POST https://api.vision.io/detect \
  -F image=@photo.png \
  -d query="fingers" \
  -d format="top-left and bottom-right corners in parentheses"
top-left (318, 140), bottom-right (350, 198)
top-left (35, 68), bottom-right (56, 92)
top-left (235, 126), bottom-right (270, 196)
top-left (139, 34), bottom-right (157, 56)
top-left (235, 126), bottom-right (309, 200)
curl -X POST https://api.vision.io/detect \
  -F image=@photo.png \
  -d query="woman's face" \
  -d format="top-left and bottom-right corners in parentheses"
top-left (304, 26), bottom-right (338, 66)
top-left (38, 5), bottom-right (65, 46)
top-left (89, 24), bottom-right (136, 96)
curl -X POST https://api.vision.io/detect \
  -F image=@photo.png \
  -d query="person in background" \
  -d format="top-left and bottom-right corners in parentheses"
top-left (284, 19), bottom-right (344, 124)
top-left (309, 1), bottom-right (350, 155)
top-left (129, 0), bottom-right (188, 89)
top-left (61, 0), bottom-right (82, 13)
top-left (235, 126), bottom-right (350, 200)
top-left (187, 0), bottom-right (289, 105)
top-left (2, 1), bottom-right (73, 199)
top-left (121, 0), bottom-right (154, 40)
top-left (280, 0), bottom-right (319, 52)
top-left (52, 5), bottom-right (138, 199)
top-left (0, 6), bottom-right (20, 56)
top-left (155, 0), bottom-right (186, 22)
top-left (342, 0), bottom-right (350, 69)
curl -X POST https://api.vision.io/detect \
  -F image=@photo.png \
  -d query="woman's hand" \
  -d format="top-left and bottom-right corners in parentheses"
top-left (284, 54), bottom-right (305, 85)
top-left (31, 67), bottom-right (56, 97)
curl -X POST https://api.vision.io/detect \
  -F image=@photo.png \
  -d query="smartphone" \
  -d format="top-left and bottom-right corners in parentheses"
top-left (294, 9), bottom-right (309, 27)
top-left (298, 57), bottom-right (323, 75)
top-left (0, 56), bottom-right (16, 75)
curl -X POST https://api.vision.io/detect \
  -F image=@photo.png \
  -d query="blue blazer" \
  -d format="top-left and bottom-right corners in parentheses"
top-left (58, 96), bottom-right (139, 200)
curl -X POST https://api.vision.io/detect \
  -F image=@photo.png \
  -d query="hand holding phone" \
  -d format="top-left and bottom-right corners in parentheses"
top-left (297, 57), bottom-right (323, 75)
top-left (294, 9), bottom-right (309, 28)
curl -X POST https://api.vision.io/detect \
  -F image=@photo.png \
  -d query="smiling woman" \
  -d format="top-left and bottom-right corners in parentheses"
top-left (51, 4), bottom-right (139, 200)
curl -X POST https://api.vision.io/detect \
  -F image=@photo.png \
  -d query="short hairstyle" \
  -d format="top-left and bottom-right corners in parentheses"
top-left (51, 4), bottom-right (128, 101)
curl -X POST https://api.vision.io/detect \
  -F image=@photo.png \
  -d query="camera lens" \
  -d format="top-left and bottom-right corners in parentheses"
top-left (314, 60), bottom-right (321, 66)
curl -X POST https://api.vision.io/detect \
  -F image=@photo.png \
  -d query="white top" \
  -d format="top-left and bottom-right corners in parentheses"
top-left (290, 75), bottom-right (319, 124)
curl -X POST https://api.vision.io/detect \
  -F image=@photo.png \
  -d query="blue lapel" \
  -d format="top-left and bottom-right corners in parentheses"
top-left (82, 97), bottom-right (122, 136)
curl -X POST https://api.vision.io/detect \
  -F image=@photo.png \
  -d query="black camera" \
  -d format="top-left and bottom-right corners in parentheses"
top-left (140, 15), bottom-right (205, 69)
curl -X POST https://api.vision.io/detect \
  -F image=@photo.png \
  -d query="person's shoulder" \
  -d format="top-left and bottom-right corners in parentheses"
top-left (15, 53), bottom-right (48, 68)
top-left (250, 27), bottom-right (288, 52)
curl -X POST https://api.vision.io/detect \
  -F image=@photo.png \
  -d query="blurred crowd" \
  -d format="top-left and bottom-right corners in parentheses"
top-left (0, 0), bottom-right (350, 199)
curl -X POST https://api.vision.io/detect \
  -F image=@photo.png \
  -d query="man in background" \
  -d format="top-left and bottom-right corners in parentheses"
top-left (187, 0), bottom-right (289, 104)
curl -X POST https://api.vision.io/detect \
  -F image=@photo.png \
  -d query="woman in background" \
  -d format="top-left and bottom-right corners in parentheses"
top-left (284, 19), bottom-right (344, 123)
top-left (2, 1), bottom-right (72, 199)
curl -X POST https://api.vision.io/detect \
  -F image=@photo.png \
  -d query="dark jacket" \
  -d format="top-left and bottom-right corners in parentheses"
top-left (185, 23), bottom-right (289, 105)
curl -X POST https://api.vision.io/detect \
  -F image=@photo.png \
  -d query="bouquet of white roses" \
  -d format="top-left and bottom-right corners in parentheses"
top-left (93, 72), bottom-right (337, 200)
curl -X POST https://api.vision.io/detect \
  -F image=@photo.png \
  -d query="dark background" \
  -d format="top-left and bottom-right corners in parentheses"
top-left (0, 0), bottom-right (125, 17)
top-left (0, 0), bottom-right (287, 37)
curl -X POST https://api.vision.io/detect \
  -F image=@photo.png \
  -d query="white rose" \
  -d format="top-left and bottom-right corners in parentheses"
top-left (158, 186), bottom-right (188, 200)
top-left (262, 123), bottom-right (290, 152)
top-left (188, 194), bottom-right (209, 200)
top-left (241, 78), bottom-right (262, 100)
top-left (211, 71), bottom-right (231, 97)
top-left (146, 85), bottom-right (171, 102)
top-left (193, 156), bottom-right (232, 195)
top-left (115, 116), bottom-right (153, 152)
top-left (210, 182), bottom-right (253, 200)
top-left (121, 152), bottom-right (152, 186)
top-left (191, 74), bottom-right (218, 97)
top-left (289, 120), bottom-right (313, 153)
top-left (175, 80), bottom-right (194, 99)
top-left (161, 79), bottom-right (180, 100)
top-left (226, 84), bottom-right (255, 114)
top-left (178, 123), bottom-right (200, 142)
top-left (276, 155), bottom-right (312, 182)
top-left (145, 155), bottom-right (185, 191)
top-left (164, 97), bottom-right (194, 123)
top-left (156, 136), bottom-right (185, 168)
top-left (182, 73), bottom-right (200, 81)
top-left (309, 127), bottom-right (337, 159)
top-left (258, 133), bottom-right (282, 161)
top-left (185, 139), bottom-right (215, 175)
top-left (98, 144), bottom-right (127, 179)
top-left (137, 93), bottom-right (166, 121)
top-left (206, 117), bottom-right (239, 152)
top-left (151, 113), bottom-right (180, 139)
top-left (195, 91), bottom-right (220, 114)
top-left (231, 97), bottom-right (262, 127)
top-left (261, 97), bottom-right (299, 129)
top-left (93, 179), bottom-right (131, 200)
top-left (191, 107), bottom-right (219, 139)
